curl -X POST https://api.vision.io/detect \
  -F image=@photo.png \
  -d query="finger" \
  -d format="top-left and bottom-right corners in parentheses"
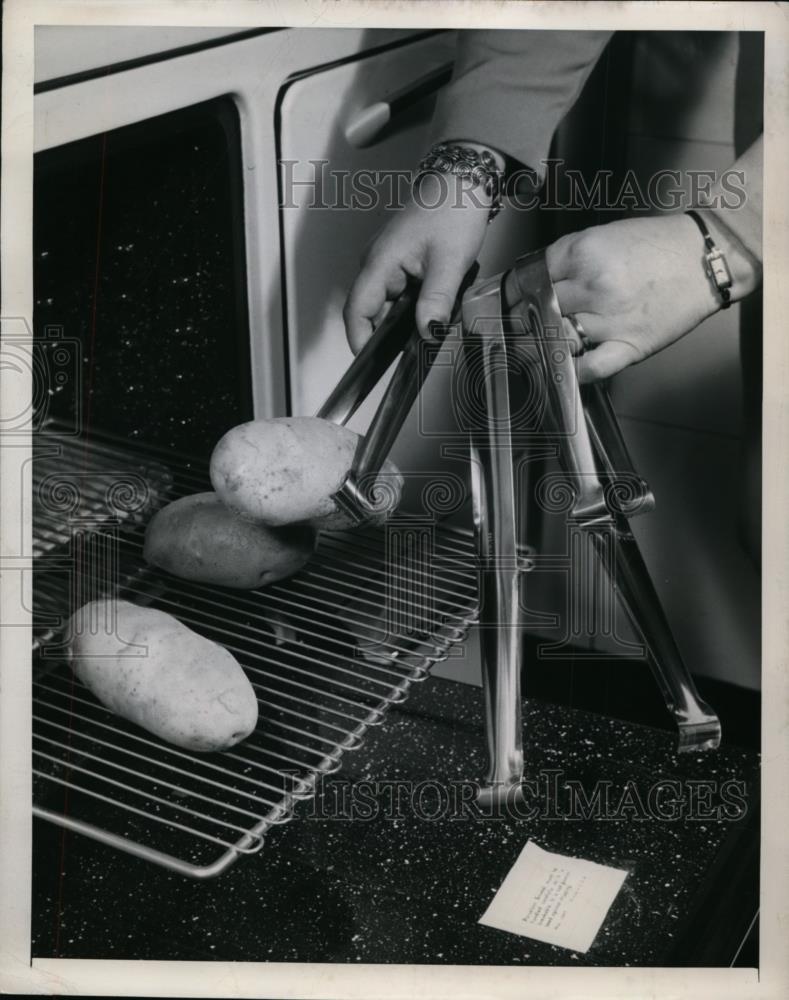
top-left (344, 266), bottom-right (407, 354)
top-left (343, 272), bottom-right (386, 355)
top-left (371, 298), bottom-right (395, 330)
top-left (552, 278), bottom-right (592, 317)
top-left (560, 310), bottom-right (598, 354)
top-left (545, 233), bottom-right (577, 282)
top-left (414, 248), bottom-right (471, 338)
top-left (561, 316), bottom-right (585, 356)
top-left (575, 339), bottom-right (640, 384)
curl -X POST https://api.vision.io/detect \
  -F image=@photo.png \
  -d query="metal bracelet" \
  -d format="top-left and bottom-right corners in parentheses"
top-left (413, 142), bottom-right (504, 222)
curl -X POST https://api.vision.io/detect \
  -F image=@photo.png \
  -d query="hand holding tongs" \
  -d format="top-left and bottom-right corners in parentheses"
top-left (463, 250), bottom-right (721, 808)
top-left (317, 263), bottom-right (480, 525)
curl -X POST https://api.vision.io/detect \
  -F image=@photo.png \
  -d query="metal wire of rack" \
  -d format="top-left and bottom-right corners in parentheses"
top-left (32, 423), bottom-right (479, 878)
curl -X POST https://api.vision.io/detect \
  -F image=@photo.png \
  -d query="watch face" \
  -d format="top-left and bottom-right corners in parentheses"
top-left (708, 250), bottom-right (733, 289)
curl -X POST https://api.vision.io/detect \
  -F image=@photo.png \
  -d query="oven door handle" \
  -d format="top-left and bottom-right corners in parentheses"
top-left (344, 62), bottom-right (454, 148)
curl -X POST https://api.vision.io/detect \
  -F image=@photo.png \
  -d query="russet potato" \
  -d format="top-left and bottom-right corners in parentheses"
top-left (68, 600), bottom-right (259, 752)
top-left (209, 416), bottom-right (403, 530)
top-left (143, 492), bottom-right (316, 588)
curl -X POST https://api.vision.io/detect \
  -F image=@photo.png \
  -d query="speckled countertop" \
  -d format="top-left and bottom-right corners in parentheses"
top-left (32, 674), bottom-right (759, 965)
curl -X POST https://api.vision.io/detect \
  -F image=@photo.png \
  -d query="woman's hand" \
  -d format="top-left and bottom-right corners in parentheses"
top-left (343, 171), bottom-right (490, 353)
top-left (546, 213), bottom-right (758, 383)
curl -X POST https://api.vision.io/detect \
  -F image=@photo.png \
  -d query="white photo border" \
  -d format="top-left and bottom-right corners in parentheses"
top-left (1, 2), bottom-right (787, 997)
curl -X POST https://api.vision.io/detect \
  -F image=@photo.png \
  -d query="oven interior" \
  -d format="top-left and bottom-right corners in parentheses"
top-left (32, 95), bottom-right (484, 878)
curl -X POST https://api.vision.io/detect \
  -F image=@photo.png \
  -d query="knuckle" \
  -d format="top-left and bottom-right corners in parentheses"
top-left (358, 232), bottom-right (387, 268)
top-left (567, 233), bottom-right (592, 262)
top-left (344, 278), bottom-right (361, 309)
top-left (579, 357), bottom-right (602, 384)
top-left (590, 264), bottom-right (623, 299)
top-left (421, 288), bottom-right (452, 303)
top-left (358, 244), bottom-right (377, 268)
top-left (548, 232), bottom-right (573, 263)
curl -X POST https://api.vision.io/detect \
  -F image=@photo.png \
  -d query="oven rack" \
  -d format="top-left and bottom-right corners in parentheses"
top-left (32, 424), bottom-right (479, 878)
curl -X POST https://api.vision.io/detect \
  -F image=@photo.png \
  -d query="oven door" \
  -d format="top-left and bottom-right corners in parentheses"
top-left (276, 32), bottom-right (465, 509)
top-left (276, 31), bottom-right (542, 516)
top-left (34, 96), bottom-right (254, 459)
top-left (277, 32), bottom-right (456, 413)
top-left (33, 26), bottom-right (427, 438)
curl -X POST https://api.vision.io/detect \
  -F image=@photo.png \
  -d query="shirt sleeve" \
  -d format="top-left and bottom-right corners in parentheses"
top-left (430, 29), bottom-right (614, 183)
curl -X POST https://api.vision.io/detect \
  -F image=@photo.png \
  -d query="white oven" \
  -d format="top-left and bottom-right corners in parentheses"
top-left (35, 24), bottom-right (754, 693)
top-left (27, 24), bottom-right (757, 884)
top-left (34, 26), bottom-right (459, 442)
top-left (33, 24), bottom-right (541, 688)
top-left (29, 24), bottom-right (556, 878)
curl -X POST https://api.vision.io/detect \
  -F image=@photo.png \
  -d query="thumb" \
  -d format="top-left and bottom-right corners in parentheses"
top-left (414, 249), bottom-right (471, 337)
top-left (576, 340), bottom-right (641, 383)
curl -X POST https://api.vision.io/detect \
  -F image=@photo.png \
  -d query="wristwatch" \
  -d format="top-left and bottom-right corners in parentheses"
top-left (685, 209), bottom-right (733, 309)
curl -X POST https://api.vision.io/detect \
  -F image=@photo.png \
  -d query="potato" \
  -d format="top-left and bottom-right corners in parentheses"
top-left (209, 416), bottom-right (403, 530)
top-left (68, 600), bottom-right (258, 752)
top-left (143, 492), bottom-right (316, 588)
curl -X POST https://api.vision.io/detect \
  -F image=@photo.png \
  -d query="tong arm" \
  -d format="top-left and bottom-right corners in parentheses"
top-left (325, 263), bottom-right (479, 525)
top-left (582, 383), bottom-right (655, 517)
top-left (317, 280), bottom-right (419, 426)
top-left (508, 252), bottom-right (609, 525)
top-left (462, 272), bottom-right (526, 804)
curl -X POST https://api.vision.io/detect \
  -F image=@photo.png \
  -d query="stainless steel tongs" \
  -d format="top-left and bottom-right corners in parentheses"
top-left (463, 249), bottom-right (722, 806)
top-left (317, 251), bottom-right (720, 809)
top-left (317, 264), bottom-right (480, 524)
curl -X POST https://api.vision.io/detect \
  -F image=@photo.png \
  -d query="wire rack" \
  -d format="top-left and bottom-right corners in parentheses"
top-left (32, 423), bottom-right (479, 878)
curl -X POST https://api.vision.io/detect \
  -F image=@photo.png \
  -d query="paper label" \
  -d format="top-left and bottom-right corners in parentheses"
top-left (478, 840), bottom-right (628, 954)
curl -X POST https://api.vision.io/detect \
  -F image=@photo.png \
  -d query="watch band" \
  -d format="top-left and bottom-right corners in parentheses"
top-left (685, 209), bottom-right (732, 309)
